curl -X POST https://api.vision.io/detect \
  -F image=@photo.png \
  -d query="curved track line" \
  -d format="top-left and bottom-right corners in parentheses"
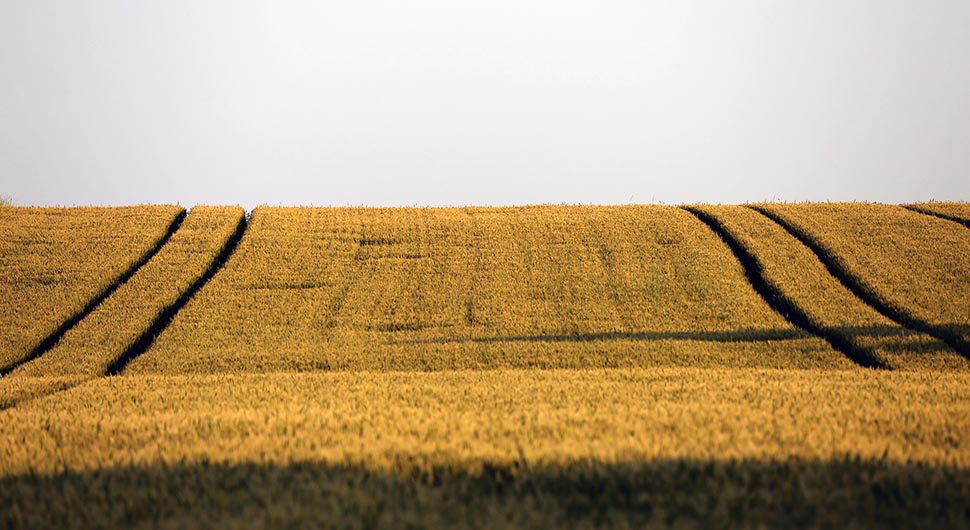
top-left (0, 377), bottom-right (93, 412)
top-left (683, 207), bottom-right (885, 369)
top-left (748, 205), bottom-right (969, 360)
top-left (900, 205), bottom-right (970, 229)
top-left (0, 210), bottom-right (187, 376)
top-left (105, 213), bottom-right (248, 375)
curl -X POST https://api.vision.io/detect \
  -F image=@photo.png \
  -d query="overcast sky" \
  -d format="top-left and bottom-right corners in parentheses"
top-left (1, 1), bottom-right (968, 208)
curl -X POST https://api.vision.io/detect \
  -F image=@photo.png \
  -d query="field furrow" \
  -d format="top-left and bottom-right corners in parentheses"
top-left (4, 207), bottom-right (245, 383)
top-left (1, 368), bottom-right (968, 528)
top-left (684, 206), bottom-right (880, 368)
top-left (0, 206), bottom-right (184, 373)
top-left (904, 202), bottom-right (970, 228)
top-left (691, 205), bottom-right (965, 370)
top-left (127, 206), bottom-right (847, 375)
top-left (752, 204), bottom-right (970, 359)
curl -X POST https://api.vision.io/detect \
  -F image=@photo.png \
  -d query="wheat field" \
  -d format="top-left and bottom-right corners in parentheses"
top-left (1, 203), bottom-right (968, 529)
top-left (129, 205), bottom-right (843, 374)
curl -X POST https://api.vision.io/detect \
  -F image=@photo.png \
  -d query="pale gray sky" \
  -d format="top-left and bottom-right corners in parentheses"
top-left (1, 1), bottom-right (968, 208)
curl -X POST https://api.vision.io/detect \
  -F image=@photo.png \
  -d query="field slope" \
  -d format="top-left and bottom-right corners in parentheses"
top-left (1, 203), bottom-right (968, 529)
top-left (129, 206), bottom-right (846, 374)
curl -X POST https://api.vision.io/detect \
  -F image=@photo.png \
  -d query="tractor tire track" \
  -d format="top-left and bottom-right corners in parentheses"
top-left (105, 212), bottom-right (248, 375)
top-left (901, 205), bottom-right (970, 228)
top-left (683, 206), bottom-right (886, 369)
top-left (0, 210), bottom-right (186, 376)
top-left (748, 205), bottom-right (969, 360)
top-left (0, 376), bottom-right (92, 412)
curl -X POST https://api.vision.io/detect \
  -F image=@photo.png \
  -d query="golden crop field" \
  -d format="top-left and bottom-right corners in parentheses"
top-left (0, 205), bottom-right (183, 373)
top-left (129, 206), bottom-right (846, 374)
top-left (754, 203), bottom-right (970, 360)
top-left (1, 203), bottom-right (968, 529)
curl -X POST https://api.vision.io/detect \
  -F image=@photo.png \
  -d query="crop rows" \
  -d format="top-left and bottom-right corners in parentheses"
top-left (127, 206), bottom-right (848, 375)
top-left (0, 205), bottom-right (183, 372)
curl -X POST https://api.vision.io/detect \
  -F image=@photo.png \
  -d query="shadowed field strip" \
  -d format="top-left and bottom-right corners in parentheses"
top-left (691, 205), bottom-right (966, 370)
top-left (3, 457), bottom-right (968, 529)
top-left (753, 203), bottom-right (970, 359)
top-left (1, 368), bottom-right (968, 528)
top-left (905, 202), bottom-right (970, 227)
top-left (127, 206), bottom-right (848, 375)
top-left (0, 207), bottom-right (245, 408)
top-left (0, 205), bottom-right (184, 373)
